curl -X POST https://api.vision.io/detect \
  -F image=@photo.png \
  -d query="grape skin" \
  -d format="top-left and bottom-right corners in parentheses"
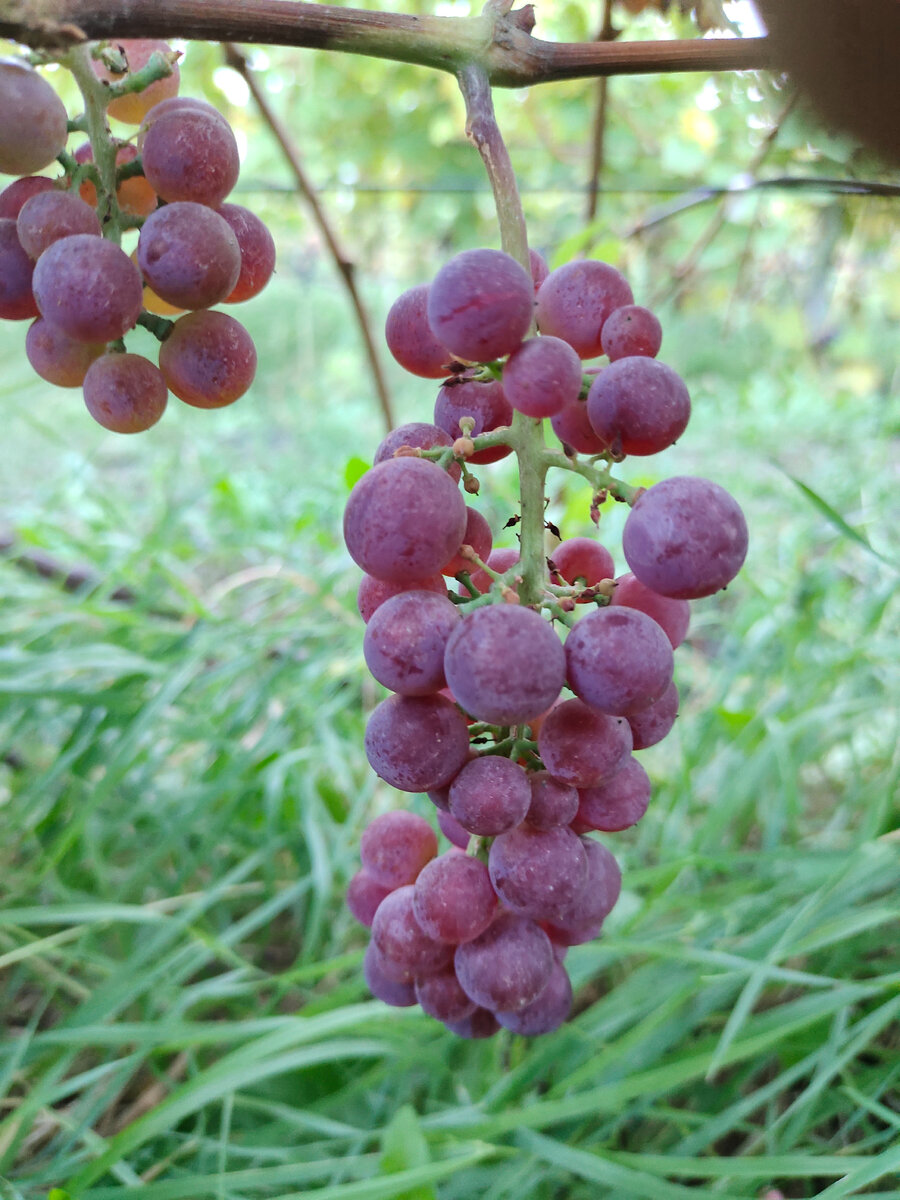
top-left (82, 353), bottom-right (168, 434)
top-left (537, 698), bottom-right (633, 789)
top-left (544, 838), bottom-right (621, 944)
top-left (427, 247), bottom-right (533, 363)
top-left (364, 693), bottom-right (471, 793)
top-left (356, 573), bottom-right (447, 624)
top-left (0, 175), bottom-right (56, 221)
top-left (371, 885), bottom-right (453, 976)
top-left (454, 911), bottom-right (554, 1012)
top-left (448, 756), bottom-right (531, 837)
top-left (443, 1007), bottom-right (499, 1039)
top-left (140, 106), bottom-right (240, 206)
top-left (441, 506), bottom-right (492, 577)
top-left (610, 572), bottom-right (690, 649)
top-left (496, 960), bottom-right (573, 1036)
top-left (26, 318), bottom-right (103, 388)
top-left (433, 376), bottom-right (513, 465)
top-left (385, 284), bottom-right (453, 378)
top-left (0, 62), bottom-right (68, 176)
top-left (488, 824), bottom-right (588, 922)
top-left (359, 811), bottom-right (437, 889)
top-left (565, 606), bottom-right (674, 716)
top-left (346, 869), bottom-right (392, 927)
top-left (0, 219), bottom-right (39, 320)
top-left (464, 546), bottom-right (519, 596)
top-left (32, 234), bottom-right (143, 343)
top-left (373, 421), bottom-right (461, 483)
top-left (216, 203), bottom-right (277, 303)
top-left (586, 357), bottom-right (691, 457)
top-left (17, 190), bottom-right (101, 260)
top-left (526, 771), bottom-right (580, 830)
top-left (413, 852), bottom-right (497, 944)
top-left (158, 310), bottom-right (257, 409)
top-left (535, 260), bottom-right (634, 359)
top-left (576, 755), bottom-right (651, 832)
top-left (601, 304), bottom-right (662, 361)
top-left (363, 941), bottom-right (416, 1007)
top-left (363, 590), bottom-right (461, 695)
top-left (75, 143), bottom-right (158, 219)
top-left (437, 809), bottom-right (470, 849)
top-left (550, 537), bottom-right (615, 599)
top-left (416, 968), bottom-right (477, 1022)
top-left (137, 202), bottom-right (241, 310)
top-left (502, 335), bottom-right (584, 419)
top-left (550, 396), bottom-right (608, 456)
top-left (627, 680), bottom-right (679, 751)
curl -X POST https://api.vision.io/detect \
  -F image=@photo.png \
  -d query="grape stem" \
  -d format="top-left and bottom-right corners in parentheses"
top-left (542, 447), bottom-right (640, 504)
top-left (62, 42), bottom-right (124, 240)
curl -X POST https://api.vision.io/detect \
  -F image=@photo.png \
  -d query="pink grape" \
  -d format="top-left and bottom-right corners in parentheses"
top-left (526, 771), bottom-right (579, 830)
top-left (371, 885), bottom-right (453, 976)
top-left (92, 39), bottom-right (180, 125)
top-left (32, 234), bottom-right (143, 342)
top-left (550, 396), bottom-right (607, 455)
top-left (537, 698), bottom-right (632, 788)
top-left (576, 755), bottom-right (651, 832)
top-left (433, 376), bottom-right (513, 464)
top-left (427, 247), bottom-right (533, 362)
top-left (443, 1007), bottom-right (499, 1039)
top-left (529, 248), bottom-right (549, 294)
top-left (502, 335), bottom-right (584, 419)
top-left (448, 756), bottom-right (531, 837)
top-left (601, 304), bottom-right (662, 360)
top-left (565, 606), bottom-right (674, 716)
top-left (416, 968), bottom-right (477, 1022)
top-left (373, 421), bottom-right (461, 483)
top-left (385, 284), bottom-right (453, 378)
top-left (364, 590), bottom-right (461, 695)
top-left (158, 310), bottom-right (257, 408)
top-left (356, 573), bottom-right (447, 624)
top-left (360, 811), bottom-right (437, 889)
top-left (26, 318), bottom-right (103, 387)
top-left (0, 175), bottom-right (56, 220)
top-left (364, 693), bottom-right (470, 793)
top-left (363, 941), bottom-right (416, 1007)
top-left (455, 912), bottom-right (553, 1012)
top-left (140, 105), bottom-right (239, 206)
top-left (586, 357), bottom-right (690, 457)
top-left (0, 61), bottom-right (68, 175)
top-left (82, 352), bottom-right (168, 434)
top-left (216, 203), bottom-right (277, 303)
top-left (535, 259), bottom-right (634, 359)
top-left (16, 190), bottom-right (99, 259)
top-left (464, 546), bottom-right (519, 595)
top-left (496, 960), bottom-right (573, 1036)
top-left (437, 809), bottom-right (471, 849)
top-left (627, 680), bottom-right (679, 750)
top-left (488, 824), bottom-right (588, 921)
top-left (346, 869), bottom-right (392, 927)
top-left (137, 202), bottom-right (241, 310)
top-left (610, 573), bottom-right (690, 649)
top-left (413, 852), bottom-right (497, 943)
top-left (441, 506), bottom-right (492, 577)
top-left (550, 537), bottom-right (615, 599)
top-left (75, 142), bottom-right (158, 219)
top-left (0, 219), bottom-right (39, 320)
top-left (545, 838), bottom-right (621, 942)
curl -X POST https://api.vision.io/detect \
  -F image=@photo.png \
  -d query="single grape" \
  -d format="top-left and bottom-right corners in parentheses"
top-left (385, 284), bottom-right (453, 378)
top-left (343, 457), bottom-right (466, 584)
top-left (496, 960), bottom-right (573, 1036)
top-left (545, 837), bottom-right (621, 941)
top-left (140, 105), bottom-right (240, 206)
top-left (82, 352), bottom-right (168, 434)
top-left (360, 811), bottom-right (438, 890)
top-left (526, 771), bottom-right (579, 830)
top-left (441, 506), bottom-right (492, 577)
top-left (565, 606), bottom-right (674, 716)
top-left (136, 97), bottom-right (231, 152)
top-left (586, 357), bottom-right (690, 457)
top-left (549, 537), bottom-right (615, 599)
top-left (610, 573), bottom-right (690, 649)
top-left (489, 824), bottom-right (588, 922)
top-left (627, 680), bottom-right (679, 750)
top-left (364, 590), bottom-right (462, 695)
top-left (416, 968), bottom-right (477, 1022)
top-left (433, 376), bottom-right (513, 464)
top-left (137, 202), bottom-right (241, 310)
top-left (537, 698), bottom-right (632, 788)
top-left (16, 190), bottom-right (101, 259)
top-left (454, 911), bottom-right (553, 1012)
top-left (0, 61), bottom-right (68, 175)
top-left (437, 809), bottom-right (471, 850)
top-left (576, 755), bottom-right (651, 832)
top-left (346, 869), bottom-right (392, 927)
top-left (622, 476), bottom-right (749, 600)
top-left (443, 605), bottom-right (565, 725)
top-left (356, 573), bottom-right (447, 624)
top-left (0, 175), bottom-right (56, 220)
top-left (363, 941), bottom-right (417, 1007)
top-left (33, 235), bottom-right (143, 342)
top-left (448, 755), bottom-right (531, 836)
top-left (26, 317), bottom-right (103, 387)
top-left (75, 142), bottom-right (158, 219)
top-left (529, 248), bottom-right (550, 294)
top-left (158, 310), bottom-right (257, 408)
top-left (550, 396), bottom-right (608, 456)
top-left (364, 693), bottom-right (470, 792)
top-left (427, 247), bottom-right (533, 362)
top-left (0, 218), bottom-right (39, 320)
top-left (413, 852), bottom-right (497, 943)
top-left (373, 421), bottom-right (460, 483)
top-left (371, 885), bottom-right (454, 976)
top-left (502, 335), bottom-right (584, 419)
top-left (463, 546), bottom-right (519, 596)
top-left (601, 304), bottom-right (662, 361)
top-left (216, 203), bottom-right (277, 303)
top-left (443, 1007), bottom-right (500, 1039)
top-left (535, 260), bottom-right (634, 359)
top-left (92, 39), bottom-right (181, 125)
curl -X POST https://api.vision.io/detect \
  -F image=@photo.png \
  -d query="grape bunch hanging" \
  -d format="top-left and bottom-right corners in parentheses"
top-left (0, 43), bottom-right (275, 432)
top-left (344, 247), bottom-right (748, 1038)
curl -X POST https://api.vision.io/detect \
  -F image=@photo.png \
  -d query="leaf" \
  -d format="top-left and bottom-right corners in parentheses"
top-left (345, 456), bottom-right (371, 490)
top-left (380, 1105), bottom-right (436, 1200)
top-left (781, 471), bottom-right (896, 566)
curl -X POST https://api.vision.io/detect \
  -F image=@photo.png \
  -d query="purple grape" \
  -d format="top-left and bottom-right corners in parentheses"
top-left (610, 573), bottom-right (690, 649)
top-left (413, 851), bottom-right (497, 943)
top-left (359, 811), bottom-right (438, 889)
top-left (82, 352), bottom-right (168, 434)
top-left (586, 357), bottom-right (690, 457)
top-left (565, 607), bottom-right (674, 716)
top-left (16, 190), bottom-right (101, 260)
top-left (427, 248), bottom-right (533, 362)
top-left (441, 506), bottom-right (492, 577)
top-left (535, 260), bottom-right (634, 359)
top-left (216, 203), bottom-right (277, 303)
top-left (502, 335), bottom-right (583, 419)
top-left (346, 869), bottom-right (392, 927)
top-left (622, 476), bottom-right (749, 600)
top-left (363, 941), bottom-right (417, 1007)
top-left (364, 693), bottom-right (470, 793)
top-left (138, 98), bottom-right (230, 150)
top-left (443, 605), bottom-right (565, 725)
top-left (550, 396), bottom-right (608, 455)
top-left (437, 809), bottom-right (471, 849)
top-left (448, 756), bottom-right (531, 836)
top-left (137, 202), bottom-right (241, 310)
top-left (433, 376), bottom-right (513, 464)
top-left (32, 235), bottom-right (143, 342)
top-left (496, 960), bottom-right (573, 1036)
top-left (159, 310), bottom-right (257, 409)
top-left (537, 698), bottom-right (632, 788)
top-left (601, 304), bottom-right (662, 361)
top-left (550, 538), bottom-right (615, 599)
top-left (385, 284), bottom-right (453, 378)
top-left (416, 967), bottom-right (477, 1022)
top-left (443, 1007), bottom-right (500, 1039)
top-left (343, 457), bottom-right (466, 584)
top-left (454, 912), bottom-right (553, 1012)
top-left (526, 771), bottom-right (579, 830)
top-left (26, 317), bottom-right (103, 387)
top-left (576, 755), bottom-right (651, 832)
top-left (373, 421), bottom-right (460, 482)
top-left (371, 885), bottom-right (454, 976)
top-left (546, 837), bottom-right (621, 940)
top-left (488, 824), bottom-right (588, 921)
top-left (0, 175), bottom-right (56, 221)
top-left (140, 106), bottom-right (240, 206)
top-left (0, 61), bottom-right (68, 175)
top-left (363, 590), bottom-right (462, 695)
top-left (356, 573), bottom-right (447, 624)
top-left (529, 248), bottom-right (549, 294)
top-left (0, 219), bottom-right (39, 320)
top-left (627, 680), bottom-right (679, 750)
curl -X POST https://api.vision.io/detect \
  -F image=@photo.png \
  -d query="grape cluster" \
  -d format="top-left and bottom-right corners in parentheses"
top-left (344, 246), bottom-right (748, 1037)
top-left (0, 44), bottom-right (276, 433)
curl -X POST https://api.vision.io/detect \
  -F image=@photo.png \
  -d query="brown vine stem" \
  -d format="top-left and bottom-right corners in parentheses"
top-left (0, 0), bottom-right (773, 85)
top-left (223, 43), bottom-right (394, 433)
top-left (584, 0), bottom-right (616, 226)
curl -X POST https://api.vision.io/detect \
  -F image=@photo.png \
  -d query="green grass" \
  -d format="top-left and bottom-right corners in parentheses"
top-left (1, 243), bottom-right (898, 1200)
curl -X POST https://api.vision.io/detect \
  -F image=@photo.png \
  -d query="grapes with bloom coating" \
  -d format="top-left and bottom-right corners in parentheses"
top-left (416, 968), bottom-right (477, 1022)
top-left (0, 175), bottom-right (55, 220)
top-left (138, 202), bottom-right (241, 310)
top-left (536, 259), bottom-right (634, 359)
top-left (371, 885), bottom-right (453, 975)
top-left (0, 219), bottom-right (39, 320)
top-left (413, 852), bottom-right (497, 943)
top-left (385, 284), bottom-right (452, 378)
top-left (346, 869), bottom-right (392, 927)
top-left (16, 190), bottom-right (101, 259)
top-left (158, 310), bottom-right (257, 408)
top-left (427, 248), bottom-right (533, 362)
top-left (363, 941), bottom-right (416, 1007)
top-left (488, 824), bottom-right (588, 921)
top-left (216, 203), bottom-right (277, 303)
top-left (610, 573), bottom-right (690, 649)
top-left (343, 457), bottom-right (466, 584)
top-left (91, 39), bottom-right (180, 125)
top-left (83, 353), bottom-right (168, 434)
top-left (364, 693), bottom-right (470, 793)
top-left (437, 809), bottom-right (470, 850)
top-left (441, 506), bottom-right (492, 577)
top-left (433, 376), bottom-right (513, 465)
top-left (550, 537), bottom-right (615, 598)
top-left (627, 680), bottom-right (679, 751)
top-left (363, 590), bottom-right (461, 695)
top-left (455, 912), bottom-right (553, 1012)
top-left (443, 1007), bottom-right (499, 1039)
top-left (0, 61), bottom-right (68, 175)
top-left (544, 838), bottom-right (621, 944)
top-left (443, 604), bottom-right (565, 725)
top-left (551, 396), bottom-right (608, 456)
top-left (373, 421), bottom-right (460, 483)
top-left (526, 771), bottom-right (579, 830)
top-left (502, 335), bottom-right (584, 419)
top-left (33, 234), bottom-right (143, 342)
top-left (587, 357), bottom-right (691, 457)
top-left (137, 97), bottom-right (230, 149)
top-left (496, 959), bottom-right (573, 1036)
top-left (359, 811), bottom-right (437, 889)
top-left (448, 756), bottom-right (531, 837)
top-left (537, 698), bottom-right (632, 789)
top-left (601, 304), bottom-right (662, 361)
top-left (623, 475), bottom-right (749, 600)
top-left (576, 755), bottom-right (651, 832)
top-left (26, 318), bottom-right (103, 387)
top-left (140, 104), bottom-right (239, 206)
top-left (356, 572), bottom-right (447, 624)
top-left (565, 606), bottom-right (674, 716)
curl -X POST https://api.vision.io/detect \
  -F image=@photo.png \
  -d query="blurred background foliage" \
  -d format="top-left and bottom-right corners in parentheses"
top-left (0, 2), bottom-right (898, 1198)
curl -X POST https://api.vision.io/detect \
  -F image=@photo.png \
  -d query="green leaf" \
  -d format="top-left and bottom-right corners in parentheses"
top-left (48, 1191), bottom-right (72, 1200)
top-left (380, 1105), bottom-right (435, 1200)
top-left (781, 471), bottom-right (896, 566)
top-left (345, 456), bottom-right (371, 490)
